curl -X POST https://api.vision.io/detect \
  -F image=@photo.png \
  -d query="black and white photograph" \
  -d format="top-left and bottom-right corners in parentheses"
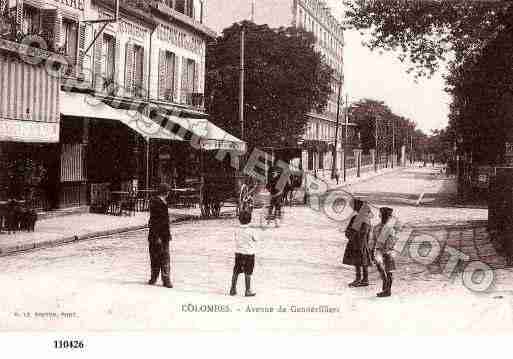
top-left (1, 0), bottom-right (513, 349)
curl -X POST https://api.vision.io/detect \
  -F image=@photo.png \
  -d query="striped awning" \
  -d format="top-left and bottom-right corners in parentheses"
top-left (60, 91), bottom-right (182, 142)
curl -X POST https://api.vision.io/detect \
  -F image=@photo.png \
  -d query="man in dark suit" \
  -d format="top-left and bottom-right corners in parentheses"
top-left (148, 183), bottom-right (173, 288)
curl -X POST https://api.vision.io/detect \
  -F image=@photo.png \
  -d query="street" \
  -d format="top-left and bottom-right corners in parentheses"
top-left (1, 167), bottom-right (512, 334)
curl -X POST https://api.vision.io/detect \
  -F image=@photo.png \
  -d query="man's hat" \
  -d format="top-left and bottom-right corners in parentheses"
top-left (380, 207), bottom-right (393, 217)
top-left (157, 183), bottom-right (171, 195)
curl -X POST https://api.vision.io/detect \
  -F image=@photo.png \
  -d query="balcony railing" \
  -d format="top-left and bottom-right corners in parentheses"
top-left (180, 92), bottom-right (204, 109)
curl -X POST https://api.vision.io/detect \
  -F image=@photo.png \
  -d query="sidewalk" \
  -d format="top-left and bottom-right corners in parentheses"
top-left (0, 207), bottom-right (200, 256)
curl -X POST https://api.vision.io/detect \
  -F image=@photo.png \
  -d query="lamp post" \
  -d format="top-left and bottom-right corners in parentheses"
top-left (239, 24), bottom-right (245, 143)
top-left (331, 79), bottom-right (343, 181)
top-left (343, 94), bottom-right (349, 182)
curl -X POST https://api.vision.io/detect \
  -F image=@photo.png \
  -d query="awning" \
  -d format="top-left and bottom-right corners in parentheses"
top-left (60, 92), bottom-right (246, 153)
top-left (60, 91), bottom-right (182, 142)
top-left (158, 114), bottom-right (246, 153)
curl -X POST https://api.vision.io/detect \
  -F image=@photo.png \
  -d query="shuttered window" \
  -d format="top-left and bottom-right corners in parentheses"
top-left (22, 5), bottom-right (40, 35)
top-left (103, 34), bottom-right (115, 83)
top-left (125, 44), bottom-right (144, 97)
top-left (61, 144), bottom-right (86, 182)
top-left (158, 50), bottom-right (175, 101)
top-left (134, 45), bottom-right (144, 97)
top-left (63, 19), bottom-right (78, 70)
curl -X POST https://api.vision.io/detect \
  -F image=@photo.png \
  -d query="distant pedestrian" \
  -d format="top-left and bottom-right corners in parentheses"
top-left (370, 207), bottom-right (398, 298)
top-left (147, 183), bottom-right (173, 288)
top-left (266, 163), bottom-right (286, 220)
top-left (342, 199), bottom-right (373, 287)
top-left (229, 210), bottom-right (259, 297)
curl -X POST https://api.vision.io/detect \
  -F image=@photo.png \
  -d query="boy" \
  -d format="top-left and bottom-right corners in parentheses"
top-left (229, 210), bottom-right (259, 297)
top-left (370, 207), bottom-right (398, 297)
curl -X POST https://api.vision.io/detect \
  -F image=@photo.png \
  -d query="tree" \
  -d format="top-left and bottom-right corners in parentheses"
top-left (344, 0), bottom-right (513, 165)
top-left (344, 0), bottom-right (511, 78)
top-left (205, 21), bottom-right (334, 152)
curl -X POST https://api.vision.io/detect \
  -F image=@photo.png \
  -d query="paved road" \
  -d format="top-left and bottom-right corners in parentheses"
top-left (2, 167), bottom-right (513, 334)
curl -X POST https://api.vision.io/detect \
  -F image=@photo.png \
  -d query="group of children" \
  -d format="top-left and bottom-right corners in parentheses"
top-left (228, 197), bottom-right (398, 298)
top-left (343, 199), bottom-right (398, 297)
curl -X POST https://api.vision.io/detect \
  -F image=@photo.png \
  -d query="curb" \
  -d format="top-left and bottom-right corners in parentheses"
top-left (0, 214), bottom-right (198, 257)
top-left (332, 167), bottom-right (405, 190)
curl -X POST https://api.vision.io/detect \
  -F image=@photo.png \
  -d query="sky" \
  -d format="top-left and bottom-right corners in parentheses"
top-left (327, 0), bottom-right (451, 133)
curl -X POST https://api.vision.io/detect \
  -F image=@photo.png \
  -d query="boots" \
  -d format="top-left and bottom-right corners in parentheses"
top-left (376, 270), bottom-right (388, 297)
top-left (355, 266), bottom-right (369, 287)
top-left (377, 273), bottom-right (392, 297)
top-left (244, 274), bottom-right (256, 297)
top-left (229, 273), bottom-right (238, 296)
top-left (148, 270), bottom-right (159, 285)
top-left (349, 266), bottom-right (362, 287)
top-left (162, 278), bottom-right (173, 288)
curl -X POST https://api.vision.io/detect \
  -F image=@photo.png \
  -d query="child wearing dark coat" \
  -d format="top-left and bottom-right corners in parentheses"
top-left (342, 199), bottom-right (373, 287)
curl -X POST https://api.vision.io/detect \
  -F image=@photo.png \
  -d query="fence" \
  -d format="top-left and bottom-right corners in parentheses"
top-left (488, 167), bottom-right (513, 260)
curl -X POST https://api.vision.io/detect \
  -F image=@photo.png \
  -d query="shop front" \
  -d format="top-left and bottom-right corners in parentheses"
top-left (59, 91), bottom-right (246, 214)
top-left (0, 38), bottom-right (61, 210)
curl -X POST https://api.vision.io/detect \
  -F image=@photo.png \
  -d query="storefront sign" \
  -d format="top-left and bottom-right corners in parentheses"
top-left (201, 139), bottom-right (246, 153)
top-left (0, 119), bottom-right (59, 143)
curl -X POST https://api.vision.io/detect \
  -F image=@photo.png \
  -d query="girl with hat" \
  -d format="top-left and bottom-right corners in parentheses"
top-left (371, 207), bottom-right (398, 297)
top-left (342, 198), bottom-right (373, 287)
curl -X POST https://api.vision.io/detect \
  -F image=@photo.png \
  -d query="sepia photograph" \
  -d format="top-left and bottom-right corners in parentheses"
top-left (1, 0), bottom-right (513, 350)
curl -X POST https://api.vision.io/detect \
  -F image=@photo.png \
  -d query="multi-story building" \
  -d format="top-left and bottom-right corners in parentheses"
top-left (2, 0), bottom-right (242, 210)
top-left (206, 0), bottom-right (359, 177)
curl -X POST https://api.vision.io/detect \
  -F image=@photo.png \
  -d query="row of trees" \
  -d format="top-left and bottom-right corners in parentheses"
top-left (344, 0), bottom-right (513, 165)
top-left (348, 99), bottom-right (443, 163)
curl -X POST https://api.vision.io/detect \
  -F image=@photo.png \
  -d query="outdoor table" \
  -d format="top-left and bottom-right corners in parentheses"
top-left (108, 191), bottom-right (134, 216)
top-left (169, 188), bottom-right (198, 208)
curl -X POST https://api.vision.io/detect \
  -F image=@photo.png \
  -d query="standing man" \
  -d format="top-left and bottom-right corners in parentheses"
top-left (148, 183), bottom-right (173, 288)
top-left (266, 162), bottom-right (287, 220)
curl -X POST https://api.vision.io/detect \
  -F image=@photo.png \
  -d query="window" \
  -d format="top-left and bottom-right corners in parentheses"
top-left (187, 58), bottom-right (197, 92)
top-left (103, 34), bottom-right (115, 83)
top-left (133, 45), bottom-right (144, 96)
top-left (175, 0), bottom-right (185, 14)
top-left (23, 5), bottom-right (40, 35)
top-left (63, 19), bottom-right (78, 62)
top-left (160, 50), bottom-right (176, 100)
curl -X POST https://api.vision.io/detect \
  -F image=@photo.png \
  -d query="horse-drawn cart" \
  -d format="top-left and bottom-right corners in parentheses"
top-left (196, 140), bottom-right (248, 218)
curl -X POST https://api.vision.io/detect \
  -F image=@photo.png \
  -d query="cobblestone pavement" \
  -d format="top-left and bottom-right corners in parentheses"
top-left (2, 167), bottom-right (513, 334)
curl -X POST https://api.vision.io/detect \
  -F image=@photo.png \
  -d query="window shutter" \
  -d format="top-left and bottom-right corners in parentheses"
top-left (197, 59), bottom-right (204, 94)
top-left (141, 46), bottom-right (148, 97)
top-left (173, 55), bottom-right (180, 103)
top-left (169, 53), bottom-right (175, 100)
top-left (193, 60), bottom-right (199, 93)
top-left (93, 28), bottom-right (103, 90)
top-left (77, 22), bottom-right (86, 76)
top-left (180, 57), bottom-right (188, 103)
top-left (15, 0), bottom-right (23, 26)
top-left (114, 36), bottom-right (121, 88)
top-left (124, 42), bottom-right (134, 96)
top-left (158, 49), bottom-right (166, 100)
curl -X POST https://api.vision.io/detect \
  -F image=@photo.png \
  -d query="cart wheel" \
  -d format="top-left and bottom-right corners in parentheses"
top-left (201, 201), bottom-right (210, 218)
top-left (212, 201), bottom-right (222, 217)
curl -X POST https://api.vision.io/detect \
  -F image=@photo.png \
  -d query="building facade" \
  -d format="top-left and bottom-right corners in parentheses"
top-left (1, 0), bottom-right (224, 210)
top-left (206, 0), bottom-right (360, 177)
